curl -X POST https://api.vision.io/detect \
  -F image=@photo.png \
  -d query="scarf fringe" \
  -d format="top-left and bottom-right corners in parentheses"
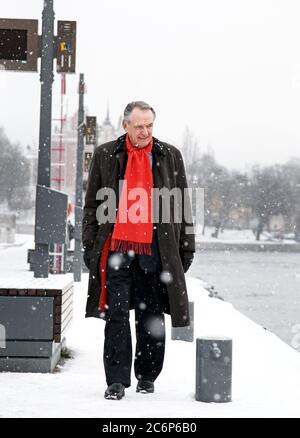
top-left (110, 238), bottom-right (152, 255)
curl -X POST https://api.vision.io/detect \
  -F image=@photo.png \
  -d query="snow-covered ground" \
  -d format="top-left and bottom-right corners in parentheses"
top-left (1, 235), bottom-right (300, 418)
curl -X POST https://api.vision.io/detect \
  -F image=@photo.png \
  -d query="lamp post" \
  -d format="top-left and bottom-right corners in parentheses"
top-left (34, 0), bottom-right (55, 277)
top-left (73, 73), bottom-right (85, 281)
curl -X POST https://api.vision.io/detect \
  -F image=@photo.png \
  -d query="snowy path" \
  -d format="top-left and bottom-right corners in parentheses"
top-left (0, 236), bottom-right (300, 418)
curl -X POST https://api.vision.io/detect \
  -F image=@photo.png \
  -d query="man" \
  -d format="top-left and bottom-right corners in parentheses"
top-left (82, 101), bottom-right (195, 400)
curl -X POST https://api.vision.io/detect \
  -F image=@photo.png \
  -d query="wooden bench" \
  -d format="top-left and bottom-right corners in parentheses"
top-left (0, 276), bottom-right (73, 372)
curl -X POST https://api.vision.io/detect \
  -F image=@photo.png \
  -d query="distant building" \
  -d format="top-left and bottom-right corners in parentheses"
top-left (83, 106), bottom-right (123, 190)
top-left (97, 106), bottom-right (123, 145)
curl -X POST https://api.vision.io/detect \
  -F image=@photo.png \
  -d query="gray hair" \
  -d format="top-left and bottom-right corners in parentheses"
top-left (123, 101), bottom-right (156, 123)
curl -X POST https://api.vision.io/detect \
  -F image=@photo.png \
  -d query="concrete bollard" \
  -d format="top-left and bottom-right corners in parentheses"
top-left (196, 337), bottom-right (232, 402)
top-left (171, 301), bottom-right (194, 342)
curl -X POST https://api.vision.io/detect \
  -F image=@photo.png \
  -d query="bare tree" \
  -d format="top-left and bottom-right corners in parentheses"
top-left (181, 126), bottom-right (201, 181)
top-left (249, 164), bottom-right (294, 240)
top-left (0, 126), bottom-right (31, 211)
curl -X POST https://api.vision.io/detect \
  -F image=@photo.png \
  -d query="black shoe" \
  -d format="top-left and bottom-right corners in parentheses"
top-left (104, 383), bottom-right (125, 400)
top-left (136, 380), bottom-right (154, 394)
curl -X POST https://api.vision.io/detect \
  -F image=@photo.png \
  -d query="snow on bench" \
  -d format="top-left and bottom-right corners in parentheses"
top-left (0, 275), bottom-right (74, 372)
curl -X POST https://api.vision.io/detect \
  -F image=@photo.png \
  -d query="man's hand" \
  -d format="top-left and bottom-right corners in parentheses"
top-left (180, 251), bottom-right (194, 273)
top-left (83, 245), bottom-right (93, 269)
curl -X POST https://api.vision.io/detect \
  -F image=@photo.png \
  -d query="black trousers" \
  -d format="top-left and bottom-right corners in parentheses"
top-left (103, 254), bottom-right (166, 388)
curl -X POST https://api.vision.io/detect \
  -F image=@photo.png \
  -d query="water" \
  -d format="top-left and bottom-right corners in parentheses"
top-left (189, 250), bottom-right (300, 351)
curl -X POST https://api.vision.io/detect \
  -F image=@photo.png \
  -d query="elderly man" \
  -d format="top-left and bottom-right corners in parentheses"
top-left (82, 101), bottom-right (195, 400)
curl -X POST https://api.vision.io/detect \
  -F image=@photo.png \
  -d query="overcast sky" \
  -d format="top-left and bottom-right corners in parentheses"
top-left (1, 0), bottom-right (300, 170)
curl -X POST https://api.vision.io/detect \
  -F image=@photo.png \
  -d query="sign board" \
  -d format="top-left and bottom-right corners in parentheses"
top-left (86, 116), bottom-right (97, 145)
top-left (57, 20), bottom-right (76, 73)
top-left (35, 185), bottom-right (68, 244)
top-left (0, 19), bottom-right (38, 71)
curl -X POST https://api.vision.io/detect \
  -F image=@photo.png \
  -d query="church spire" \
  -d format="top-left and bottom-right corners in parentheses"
top-left (104, 103), bottom-right (111, 125)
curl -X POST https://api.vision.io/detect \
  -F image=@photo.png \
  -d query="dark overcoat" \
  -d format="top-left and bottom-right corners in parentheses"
top-left (82, 134), bottom-right (195, 327)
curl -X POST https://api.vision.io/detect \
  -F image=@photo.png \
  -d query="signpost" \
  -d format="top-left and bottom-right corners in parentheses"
top-left (73, 74), bottom-right (85, 282)
top-left (57, 20), bottom-right (76, 74)
top-left (86, 116), bottom-right (97, 145)
top-left (0, 18), bottom-right (38, 72)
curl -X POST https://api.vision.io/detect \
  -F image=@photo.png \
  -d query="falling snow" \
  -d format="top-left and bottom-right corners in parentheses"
top-left (160, 271), bottom-right (173, 284)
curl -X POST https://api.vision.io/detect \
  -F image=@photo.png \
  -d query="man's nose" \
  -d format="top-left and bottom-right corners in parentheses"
top-left (142, 126), bottom-right (148, 135)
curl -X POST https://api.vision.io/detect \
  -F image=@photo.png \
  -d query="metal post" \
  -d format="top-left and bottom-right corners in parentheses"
top-left (73, 73), bottom-right (85, 281)
top-left (34, 0), bottom-right (55, 277)
top-left (196, 337), bottom-right (232, 402)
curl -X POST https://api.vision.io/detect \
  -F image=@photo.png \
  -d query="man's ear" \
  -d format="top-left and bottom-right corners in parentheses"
top-left (122, 119), bottom-right (127, 131)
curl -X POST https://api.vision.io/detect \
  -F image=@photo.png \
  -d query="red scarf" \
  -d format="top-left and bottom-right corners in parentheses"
top-left (109, 134), bottom-right (153, 255)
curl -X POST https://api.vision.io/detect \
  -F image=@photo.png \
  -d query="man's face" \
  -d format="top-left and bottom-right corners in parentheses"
top-left (122, 108), bottom-right (154, 148)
